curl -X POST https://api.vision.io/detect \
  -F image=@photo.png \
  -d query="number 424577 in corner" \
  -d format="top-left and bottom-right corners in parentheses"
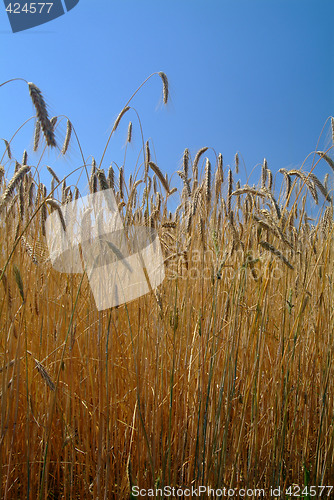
top-left (280, 485), bottom-right (333, 497)
top-left (6, 3), bottom-right (54, 14)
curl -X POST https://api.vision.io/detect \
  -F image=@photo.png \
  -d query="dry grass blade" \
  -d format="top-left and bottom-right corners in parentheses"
top-left (0, 360), bottom-right (15, 373)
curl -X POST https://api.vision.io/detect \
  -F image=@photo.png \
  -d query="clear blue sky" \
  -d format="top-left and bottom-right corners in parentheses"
top-left (1, 0), bottom-right (334, 199)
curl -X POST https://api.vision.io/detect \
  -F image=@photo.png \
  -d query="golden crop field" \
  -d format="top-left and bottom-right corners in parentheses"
top-left (1, 74), bottom-right (334, 498)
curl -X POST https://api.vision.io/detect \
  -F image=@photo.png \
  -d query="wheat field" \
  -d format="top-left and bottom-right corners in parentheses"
top-left (1, 74), bottom-right (334, 498)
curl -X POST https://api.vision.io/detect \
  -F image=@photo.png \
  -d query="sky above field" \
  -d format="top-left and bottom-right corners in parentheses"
top-left (1, 0), bottom-right (334, 199)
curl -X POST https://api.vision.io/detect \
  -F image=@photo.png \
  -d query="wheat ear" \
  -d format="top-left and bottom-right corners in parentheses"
top-left (127, 121), bottom-right (132, 143)
top-left (2, 139), bottom-right (11, 160)
top-left (46, 199), bottom-right (66, 232)
top-left (28, 82), bottom-right (56, 147)
top-left (316, 151), bottom-right (334, 173)
top-left (148, 162), bottom-right (170, 194)
top-left (22, 150), bottom-right (28, 165)
top-left (112, 106), bottom-right (130, 134)
top-left (260, 240), bottom-right (294, 269)
top-left (33, 120), bottom-right (41, 152)
top-left (158, 72), bottom-right (169, 104)
top-left (205, 158), bottom-right (211, 204)
top-left (47, 166), bottom-right (61, 184)
top-left (192, 147), bottom-right (208, 182)
top-left (108, 165), bottom-right (115, 190)
top-left (27, 351), bottom-right (55, 391)
top-left (0, 166), bottom-right (30, 209)
top-left (61, 119), bottom-right (72, 155)
top-left (183, 148), bottom-right (190, 179)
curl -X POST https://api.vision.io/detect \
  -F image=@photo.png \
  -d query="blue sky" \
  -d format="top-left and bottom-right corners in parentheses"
top-left (1, 0), bottom-right (334, 201)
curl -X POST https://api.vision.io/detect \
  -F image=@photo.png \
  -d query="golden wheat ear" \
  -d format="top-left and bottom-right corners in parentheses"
top-left (28, 82), bottom-right (56, 148)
